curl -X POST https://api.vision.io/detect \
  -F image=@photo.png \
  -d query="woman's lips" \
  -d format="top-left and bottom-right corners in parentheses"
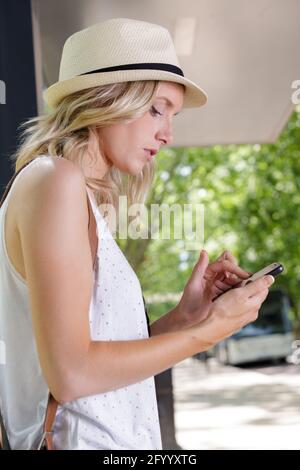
top-left (144, 149), bottom-right (157, 158)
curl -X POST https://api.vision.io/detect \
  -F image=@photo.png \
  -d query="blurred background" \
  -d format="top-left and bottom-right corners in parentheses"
top-left (1, 0), bottom-right (300, 450)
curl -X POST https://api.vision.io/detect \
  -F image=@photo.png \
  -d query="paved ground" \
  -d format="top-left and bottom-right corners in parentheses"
top-left (172, 357), bottom-right (300, 450)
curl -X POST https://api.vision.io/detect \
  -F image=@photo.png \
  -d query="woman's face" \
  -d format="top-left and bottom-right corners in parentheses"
top-left (96, 81), bottom-right (185, 176)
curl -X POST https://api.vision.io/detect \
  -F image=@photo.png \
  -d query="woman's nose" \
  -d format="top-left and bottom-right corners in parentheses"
top-left (157, 120), bottom-right (173, 147)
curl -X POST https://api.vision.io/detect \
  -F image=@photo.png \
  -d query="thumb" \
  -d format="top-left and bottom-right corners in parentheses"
top-left (191, 249), bottom-right (209, 279)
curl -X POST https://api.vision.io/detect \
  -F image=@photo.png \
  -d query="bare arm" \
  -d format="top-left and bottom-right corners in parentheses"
top-left (17, 158), bottom-right (273, 404)
top-left (149, 307), bottom-right (190, 336)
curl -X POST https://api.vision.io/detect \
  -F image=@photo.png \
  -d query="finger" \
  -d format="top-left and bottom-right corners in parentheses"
top-left (224, 270), bottom-right (252, 284)
top-left (243, 290), bottom-right (269, 317)
top-left (214, 279), bottom-right (232, 291)
top-left (206, 260), bottom-right (250, 279)
top-left (222, 274), bottom-right (240, 286)
top-left (241, 288), bottom-right (269, 313)
top-left (217, 250), bottom-right (239, 269)
top-left (217, 251), bottom-right (227, 262)
top-left (216, 251), bottom-right (235, 281)
top-left (220, 252), bottom-right (251, 282)
top-left (227, 279), bottom-right (243, 289)
top-left (213, 271), bottom-right (228, 283)
top-left (243, 275), bottom-right (274, 298)
top-left (223, 250), bottom-right (238, 265)
top-left (190, 249), bottom-right (209, 281)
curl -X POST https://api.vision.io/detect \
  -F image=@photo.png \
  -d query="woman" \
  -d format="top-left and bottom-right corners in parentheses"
top-left (0, 18), bottom-right (274, 450)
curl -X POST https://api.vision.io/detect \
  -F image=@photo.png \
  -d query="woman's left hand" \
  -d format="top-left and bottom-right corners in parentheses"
top-left (175, 249), bottom-right (251, 327)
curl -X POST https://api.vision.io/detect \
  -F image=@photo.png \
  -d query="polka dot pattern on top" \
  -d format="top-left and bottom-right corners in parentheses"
top-left (52, 187), bottom-right (162, 450)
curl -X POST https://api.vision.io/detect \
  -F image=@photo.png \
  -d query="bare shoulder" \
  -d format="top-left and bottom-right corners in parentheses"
top-left (4, 156), bottom-right (89, 282)
top-left (15, 156), bottom-right (88, 227)
top-left (16, 156), bottom-right (86, 197)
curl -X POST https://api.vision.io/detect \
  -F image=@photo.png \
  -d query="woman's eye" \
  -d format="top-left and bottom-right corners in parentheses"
top-left (150, 106), bottom-right (163, 117)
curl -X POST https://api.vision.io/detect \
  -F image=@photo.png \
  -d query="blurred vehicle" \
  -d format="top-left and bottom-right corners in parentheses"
top-left (215, 288), bottom-right (295, 365)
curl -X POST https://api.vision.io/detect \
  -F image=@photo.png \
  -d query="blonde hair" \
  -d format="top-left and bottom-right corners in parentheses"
top-left (10, 80), bottom-right (162, 220)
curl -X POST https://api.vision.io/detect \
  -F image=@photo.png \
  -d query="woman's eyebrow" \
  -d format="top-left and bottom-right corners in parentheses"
top-left (156, 97), bottom-right (181, 115)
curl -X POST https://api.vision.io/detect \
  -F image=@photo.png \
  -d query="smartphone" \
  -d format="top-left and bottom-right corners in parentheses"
top-left (213, 262), bottom-right (284, 300)
top-left (239, 262), bottom-right (284, 287)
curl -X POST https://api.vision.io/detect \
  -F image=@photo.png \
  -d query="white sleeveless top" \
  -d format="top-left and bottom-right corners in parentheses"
top-left (0, 155), bottom-right (162, 450)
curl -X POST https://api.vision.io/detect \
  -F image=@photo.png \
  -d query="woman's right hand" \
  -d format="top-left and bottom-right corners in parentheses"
top-left (192, 274), bottom-right (275, 348)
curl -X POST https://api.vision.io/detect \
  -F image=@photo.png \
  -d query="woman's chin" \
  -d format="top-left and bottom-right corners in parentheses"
top-left (114, 159), bottom-right (148, 176)
top-left (127, 163), bottom-right (147, 176)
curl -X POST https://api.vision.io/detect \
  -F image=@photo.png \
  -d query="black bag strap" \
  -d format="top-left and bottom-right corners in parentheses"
top-left (0, 410), bottom-right (11, 450)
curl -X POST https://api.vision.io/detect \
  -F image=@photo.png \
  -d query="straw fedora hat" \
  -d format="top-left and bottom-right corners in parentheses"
top-left (43, 17), bottom-right (208, 109)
